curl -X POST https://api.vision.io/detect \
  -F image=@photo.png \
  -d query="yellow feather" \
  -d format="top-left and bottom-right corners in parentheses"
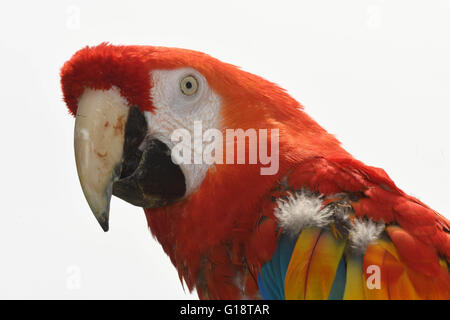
top-left (362, 242), bottom-right (389, 299)
top-left (343, 255), bottom-right (365, 300)
top-left (284, 228), bottom-right (321, 300)
top-left (285, 227), bottom-right (345, 300)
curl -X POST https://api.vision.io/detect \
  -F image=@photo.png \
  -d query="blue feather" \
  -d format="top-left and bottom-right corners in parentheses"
top-left (258, 233), bottom-right (297, 299)
top-left (328, 256), bottom-right (347, 300)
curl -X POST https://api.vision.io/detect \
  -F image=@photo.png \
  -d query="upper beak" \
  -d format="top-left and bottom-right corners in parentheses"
top-left (74, 88), bottom-right (129, 231)
top-left (73, 88), bottom-right (186, 232)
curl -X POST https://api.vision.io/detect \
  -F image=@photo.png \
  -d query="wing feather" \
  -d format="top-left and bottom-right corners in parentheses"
top-left (343, 255), bottom-right (365, 300)
top-left (259, 156), bottom-right (450, 299)
top-left (285, 228), bottom-right (345, 299)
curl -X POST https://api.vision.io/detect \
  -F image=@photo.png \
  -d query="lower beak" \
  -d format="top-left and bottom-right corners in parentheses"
top-left (74, 88), bottom-right (129, 231)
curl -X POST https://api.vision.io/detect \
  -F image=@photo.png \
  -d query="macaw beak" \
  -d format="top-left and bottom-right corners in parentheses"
top-left (74, 88), bottom-right (129, 231)
top-left (74, 88), bottom-right (186, 232)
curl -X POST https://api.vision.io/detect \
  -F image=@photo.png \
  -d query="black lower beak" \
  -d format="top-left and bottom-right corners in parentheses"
top-left (112, 106), bottom-right (186, 208)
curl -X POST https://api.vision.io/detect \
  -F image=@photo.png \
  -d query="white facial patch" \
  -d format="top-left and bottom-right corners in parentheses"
top-left (145, 68), bottom-right (222, 196)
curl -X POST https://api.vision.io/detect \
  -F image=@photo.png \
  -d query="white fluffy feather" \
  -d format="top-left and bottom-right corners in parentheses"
top-left (275, 191), bottom-right (332, 238)
top-left (349, 219), bottom-right (385, 254)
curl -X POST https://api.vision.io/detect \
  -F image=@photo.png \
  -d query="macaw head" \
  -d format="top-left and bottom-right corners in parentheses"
top-left (62, 43), bottom-right (341, 230)
top-left (61, 44), bottom-right (347, 295)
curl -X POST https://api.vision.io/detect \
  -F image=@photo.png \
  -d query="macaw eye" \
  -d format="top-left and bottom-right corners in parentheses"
top-left (180, 75), bottom-right (198, 96)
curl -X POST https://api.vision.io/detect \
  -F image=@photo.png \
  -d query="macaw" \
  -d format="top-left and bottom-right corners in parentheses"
top-left (61, 43), bottom-right (450, 300)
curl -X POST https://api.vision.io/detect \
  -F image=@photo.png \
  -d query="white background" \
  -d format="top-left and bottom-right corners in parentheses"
top-left (0, 0), bottom-right (449, 299)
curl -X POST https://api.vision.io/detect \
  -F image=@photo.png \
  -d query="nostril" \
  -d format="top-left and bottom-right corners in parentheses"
top-left (120, 106), bottom-right (147, 179)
